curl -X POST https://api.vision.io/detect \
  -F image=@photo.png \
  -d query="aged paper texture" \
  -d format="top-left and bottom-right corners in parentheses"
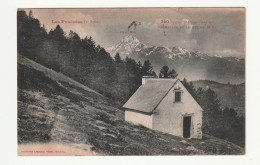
top-left (17, 8), bottom-right (245, 156)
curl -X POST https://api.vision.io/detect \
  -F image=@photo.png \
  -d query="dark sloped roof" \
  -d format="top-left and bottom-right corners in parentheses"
top-left (123, 79), bottom-right (178, 114)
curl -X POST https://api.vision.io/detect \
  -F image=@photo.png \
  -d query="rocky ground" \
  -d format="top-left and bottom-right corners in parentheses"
top-left (17, 55), bottom-right (244, 155)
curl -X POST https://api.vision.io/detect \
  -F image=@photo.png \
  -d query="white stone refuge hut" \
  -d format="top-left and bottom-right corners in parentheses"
top-left (123, 76), bottom-right (203, 139)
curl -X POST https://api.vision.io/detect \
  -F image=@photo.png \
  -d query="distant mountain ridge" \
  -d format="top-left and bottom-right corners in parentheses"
top-left (191, 80), bottom-right (245, 116)
top-left (107, 36), bottom-right (245, 84)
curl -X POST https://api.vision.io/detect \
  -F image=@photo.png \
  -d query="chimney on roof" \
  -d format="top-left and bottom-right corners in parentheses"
top-left (142, 76), bottom-right (155, 85)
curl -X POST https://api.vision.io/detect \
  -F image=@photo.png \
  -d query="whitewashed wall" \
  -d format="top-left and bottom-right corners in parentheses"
top-left (152, 80), bottom-right (203, 139)
top-left (125, 110), bottom-right (153, 129)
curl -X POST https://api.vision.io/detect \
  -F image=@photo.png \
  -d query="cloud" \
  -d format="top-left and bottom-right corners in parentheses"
top-left (208, 49), bottom-right (244, 58)
top-left (141, 19), bottom-right (161, 30)
top-left (141, 18), bottom-right (193, 35)
top-left (26, 9), bottom-right (95, 38)
top-left (23, 8), bottom-right (244, 58)
top-left (170, 18), bottom-right (193, 34)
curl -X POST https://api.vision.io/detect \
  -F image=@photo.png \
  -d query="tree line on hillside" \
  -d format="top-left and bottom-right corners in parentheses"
top-left (18, 10), bottom-right (158, 102)
top-left (182, 78), bottom-right (245, 147)
top-left (17, 10), bottom-right (244, 147)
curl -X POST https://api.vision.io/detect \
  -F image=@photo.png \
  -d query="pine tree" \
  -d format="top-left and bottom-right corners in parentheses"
top-left (159, 65), bottom-right (178, 78)
top-left (29, 10), bottom-right (33, 19)
top-left (49, 25), bottom-right (66, 41)
top-left (114, 53), bottom-right (122, 64)
top-left (17, 10), bottom-right (47, 60)
top-left (141, 60), bottom-right (156, 76)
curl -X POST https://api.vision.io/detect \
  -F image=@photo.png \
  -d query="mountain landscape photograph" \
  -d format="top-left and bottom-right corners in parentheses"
top-left (108, 35), bottom-right (245, 84)
top-left (17, 8), bottom-right (245, 155)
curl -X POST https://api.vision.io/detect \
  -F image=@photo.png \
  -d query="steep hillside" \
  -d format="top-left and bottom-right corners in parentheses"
top-left (192, 80), bottom-right (245, 116)
top-left (107, 35), bottom-right (245, 84)
top-left (17, 55), bottom-right (244, 155)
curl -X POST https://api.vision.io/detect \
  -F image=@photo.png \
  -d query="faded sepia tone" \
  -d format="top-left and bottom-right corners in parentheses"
top-left (23, 8), bottom-right (245, 58)
top-left (17, 8), bottom-right (245, 155)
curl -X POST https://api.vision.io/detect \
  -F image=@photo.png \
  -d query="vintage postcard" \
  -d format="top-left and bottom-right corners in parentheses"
top-left (17, 8), bottom-right (245, 156)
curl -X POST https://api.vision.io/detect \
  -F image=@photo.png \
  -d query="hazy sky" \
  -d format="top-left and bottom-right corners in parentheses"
top-left (23, 8), bottom-right (245, 58)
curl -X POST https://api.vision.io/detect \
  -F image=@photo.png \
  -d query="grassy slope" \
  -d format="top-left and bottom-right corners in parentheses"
top-left (192, 80), bottom-right (245, 116)
top-left (17, 55), bottom-right (244, 155)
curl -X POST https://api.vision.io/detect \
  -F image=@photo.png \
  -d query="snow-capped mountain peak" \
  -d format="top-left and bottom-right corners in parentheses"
top-left (106, 35), bottom-right (244, 84)
top-left (107, 35), bottom-right (242, 63)
top-left (107, 36), bottom-right (206, 59)
top-left (120, 35), bottom-right (141, 45)
top-left (108, 35), bottom-right (147, 57)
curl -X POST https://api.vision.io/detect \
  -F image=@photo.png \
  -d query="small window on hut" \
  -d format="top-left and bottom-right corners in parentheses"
top-left (175, 91), bottom-right (181, 102)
